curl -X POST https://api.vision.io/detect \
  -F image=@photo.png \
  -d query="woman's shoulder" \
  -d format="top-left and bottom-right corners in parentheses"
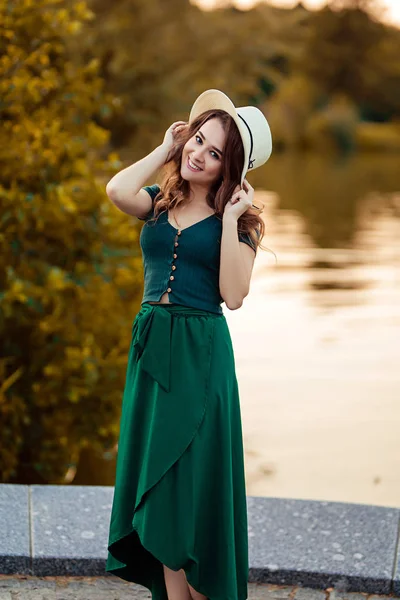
top-left (137, 184), bottom-right (162, 222)
top-left (143, 184), bottom-right (161, 200)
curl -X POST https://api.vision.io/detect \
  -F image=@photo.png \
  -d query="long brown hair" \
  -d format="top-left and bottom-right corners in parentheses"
top-left (148, 109), bottom-right (268, 253)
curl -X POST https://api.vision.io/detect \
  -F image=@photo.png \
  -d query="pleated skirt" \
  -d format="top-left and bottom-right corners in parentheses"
top-left (106, 301), bottom-right (249, 600)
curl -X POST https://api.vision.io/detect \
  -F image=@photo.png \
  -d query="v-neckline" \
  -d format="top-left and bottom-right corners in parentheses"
top-left (166, 211), bottom-right (216, 232)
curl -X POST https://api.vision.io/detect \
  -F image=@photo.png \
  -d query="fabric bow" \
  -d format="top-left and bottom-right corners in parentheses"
top-left (132, 304), bottom-right (172, 393)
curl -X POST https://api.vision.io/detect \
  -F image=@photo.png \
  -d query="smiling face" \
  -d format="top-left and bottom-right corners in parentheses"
top-left (180, 117), bottom-right (226, 188)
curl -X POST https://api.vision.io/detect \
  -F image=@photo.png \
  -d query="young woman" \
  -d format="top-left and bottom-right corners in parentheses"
top-left (105, 89), bottom-right (272, 600)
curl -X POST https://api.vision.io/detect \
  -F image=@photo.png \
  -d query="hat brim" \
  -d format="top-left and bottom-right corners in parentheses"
top-left (188, 89), bottom-right (250, 185)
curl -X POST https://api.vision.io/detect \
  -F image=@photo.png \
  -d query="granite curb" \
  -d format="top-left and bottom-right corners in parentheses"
top-left (0, 485), bottom-right (399, 597)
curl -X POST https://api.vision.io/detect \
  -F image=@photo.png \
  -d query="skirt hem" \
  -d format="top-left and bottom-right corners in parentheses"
top-left (107, 523), bottom-right (248, 600)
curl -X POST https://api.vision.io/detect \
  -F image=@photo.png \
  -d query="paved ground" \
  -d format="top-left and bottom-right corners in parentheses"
top-left (0, 576), bottom-right (397, 600)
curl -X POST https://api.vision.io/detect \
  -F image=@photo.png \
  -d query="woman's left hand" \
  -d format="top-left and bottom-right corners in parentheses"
top-left (223, 179), bottom-right (254, 220)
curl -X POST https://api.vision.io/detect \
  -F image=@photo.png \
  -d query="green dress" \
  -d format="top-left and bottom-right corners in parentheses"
top-left (105, 302), bottom-right (249, 600)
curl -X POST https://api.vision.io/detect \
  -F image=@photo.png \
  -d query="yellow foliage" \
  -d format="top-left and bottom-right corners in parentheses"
top-left (0, 0), bottom-right (144, 484)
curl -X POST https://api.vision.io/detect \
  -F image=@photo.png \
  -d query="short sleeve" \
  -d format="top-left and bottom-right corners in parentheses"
top-left (238, 228), bottom-right (260, 253)
top-left (137, 184), bottom-right (161, 221)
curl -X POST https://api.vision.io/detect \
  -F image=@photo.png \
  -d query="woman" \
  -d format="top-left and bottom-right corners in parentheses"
top-left (105, 89), bottom-right (272, 600)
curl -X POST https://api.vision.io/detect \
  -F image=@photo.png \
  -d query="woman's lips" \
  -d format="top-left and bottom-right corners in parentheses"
top-left (186, 157), bottom-right (202, 172)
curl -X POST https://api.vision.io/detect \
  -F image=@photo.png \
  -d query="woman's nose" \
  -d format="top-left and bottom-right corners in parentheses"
top-left (191, 147), bottom-right (204, 162)
top-left (192, 154), bottom-right (204, 167)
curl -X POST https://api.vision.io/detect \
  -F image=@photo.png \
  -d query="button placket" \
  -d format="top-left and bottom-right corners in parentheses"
top-left (167, 230), bottom-right (180, 295)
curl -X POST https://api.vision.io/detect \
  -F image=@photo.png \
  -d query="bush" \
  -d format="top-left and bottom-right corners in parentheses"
top-left (0, 0), bottom-right (143, 483)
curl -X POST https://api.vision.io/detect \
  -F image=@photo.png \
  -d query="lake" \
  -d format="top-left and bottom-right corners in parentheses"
top-left (227, 151), bottom-right (400, 509)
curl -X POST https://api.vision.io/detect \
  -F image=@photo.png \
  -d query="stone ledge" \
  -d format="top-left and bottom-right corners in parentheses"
top-left (0, 485), bottom-right (399, 596)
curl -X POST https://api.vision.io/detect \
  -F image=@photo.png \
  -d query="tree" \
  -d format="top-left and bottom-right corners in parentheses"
top-left (0, 0), bottom-right (143, 483)
top-left (80, 0), bottom-right (288, 157)
top-left (298, 4), bottom-right (400, 120)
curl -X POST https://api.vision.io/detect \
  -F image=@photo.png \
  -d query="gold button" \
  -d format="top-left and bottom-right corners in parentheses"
top-left (173, 253), bottom-right (177, 259)
top-left (174, 242), bottom-right (179, 247)
top-left (177, 230), bottom-right (181, 236)
top-left (167, 287), bottom-right (172, 292)
top-left (172, 265), bottom-right (176, 270)
top-left (170, 275), bottom-right (174, 281)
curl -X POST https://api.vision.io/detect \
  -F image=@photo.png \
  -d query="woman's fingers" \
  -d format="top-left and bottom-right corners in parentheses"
top-left (171, 121), bottom-right (187, 130)
top-left (231, 192), bottom-right (245, 204)
top-left (171, 122), bottom-right (188, 138)
top-left (230, 181), bottom-right (254, 206)
top-left (242, 179), bottom-right (253, 192)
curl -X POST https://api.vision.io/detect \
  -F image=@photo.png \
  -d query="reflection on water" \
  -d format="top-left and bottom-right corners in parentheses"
top-left (75, 152), bottom-right (400, 508)
top-left (227, 152), bottom-right (400, 509)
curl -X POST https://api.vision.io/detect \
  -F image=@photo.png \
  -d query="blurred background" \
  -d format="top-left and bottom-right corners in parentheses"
top-left (1, 0), bottom-right (399, 508)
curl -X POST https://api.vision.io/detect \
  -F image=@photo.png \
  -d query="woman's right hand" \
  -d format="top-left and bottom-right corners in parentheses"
top-left (161, 121), bottom-right (188, 159)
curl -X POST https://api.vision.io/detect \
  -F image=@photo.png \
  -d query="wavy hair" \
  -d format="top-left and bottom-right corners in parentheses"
top-left (148, 109), bottom-right (270, 254)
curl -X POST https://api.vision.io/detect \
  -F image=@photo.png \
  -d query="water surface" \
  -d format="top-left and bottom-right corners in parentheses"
top-left (227, 152), bottom-right (400, 508)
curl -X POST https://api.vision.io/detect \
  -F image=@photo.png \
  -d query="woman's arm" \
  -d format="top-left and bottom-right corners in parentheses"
top-left (219, 179), bottom-right (258, 310)
top-left (106, 145), bottom-right (168, 218)
top-left (219, 214), bottom-right (256, 310)
top-left (106, 121), bottom-right (186, 218)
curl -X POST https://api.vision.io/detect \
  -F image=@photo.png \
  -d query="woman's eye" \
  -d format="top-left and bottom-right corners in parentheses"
top-left (195, 135), bottom-right (219, 159)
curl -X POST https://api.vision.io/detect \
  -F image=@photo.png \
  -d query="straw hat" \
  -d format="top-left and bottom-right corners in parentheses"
top-left (189, 89), bottom-right (272, 185)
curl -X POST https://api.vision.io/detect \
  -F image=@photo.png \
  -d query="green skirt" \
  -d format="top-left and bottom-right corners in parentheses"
top-left (106, 302), bottom-right (249, 600)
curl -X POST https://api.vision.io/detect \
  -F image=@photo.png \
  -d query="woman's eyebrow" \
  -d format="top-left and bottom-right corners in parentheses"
top-left (198, 130), bottom-right (223, 156)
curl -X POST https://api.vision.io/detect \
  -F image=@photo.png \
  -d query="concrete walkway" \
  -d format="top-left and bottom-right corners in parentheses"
top-left (1, 485), bottom-right (400, 596)
top-left (0, 576), bottom-right (397, 600)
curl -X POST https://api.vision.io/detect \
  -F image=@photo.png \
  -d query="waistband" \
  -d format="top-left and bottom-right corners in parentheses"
top-left (140, 301), bottom-right (222, 318)
top-left (132, 303), bottom-right (221, 393)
